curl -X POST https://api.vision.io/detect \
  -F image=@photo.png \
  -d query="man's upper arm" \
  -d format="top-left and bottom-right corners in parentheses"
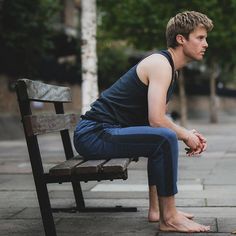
top-left (147, 55), bottom-right (172, 126)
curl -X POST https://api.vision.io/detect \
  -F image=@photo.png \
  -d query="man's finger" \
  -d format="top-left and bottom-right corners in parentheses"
top-left (194, 132), bottom-right (207, 143)
top-left (202, 143), bottom-right (207, 152)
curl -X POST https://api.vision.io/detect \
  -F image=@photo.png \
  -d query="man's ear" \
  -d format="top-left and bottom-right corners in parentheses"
top-left (176, 34), bottom-right (185, 45)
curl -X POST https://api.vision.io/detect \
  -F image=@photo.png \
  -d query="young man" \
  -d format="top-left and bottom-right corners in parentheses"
top-left (74, 11), bottom-right (213, 232)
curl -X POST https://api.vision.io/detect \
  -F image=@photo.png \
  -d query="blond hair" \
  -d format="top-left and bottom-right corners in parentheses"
top-left (166, 11), bottom-right (213, 48)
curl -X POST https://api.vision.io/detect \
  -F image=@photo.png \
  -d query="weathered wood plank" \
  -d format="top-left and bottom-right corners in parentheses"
top-left (17, 79), bottom-right (72, 102)
top-left (75, 160), bottom-right (107, 174)
top-left (24, 113), bottom-right (79, 136)
top-left (49, 157), bottom-right (84, 176)
top-left (102, 158), bottom-right (131, 173)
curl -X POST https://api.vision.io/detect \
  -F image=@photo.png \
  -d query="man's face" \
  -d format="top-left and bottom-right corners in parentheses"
top-left (182, 25), bottom-right (208, 61)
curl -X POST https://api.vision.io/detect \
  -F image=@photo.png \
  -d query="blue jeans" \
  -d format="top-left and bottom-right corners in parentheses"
top-left (73, 119), bottom-right (178, 196)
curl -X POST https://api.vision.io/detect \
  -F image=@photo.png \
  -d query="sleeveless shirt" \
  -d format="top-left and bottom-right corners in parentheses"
top-left (81, 50), bottom-right (177, 127)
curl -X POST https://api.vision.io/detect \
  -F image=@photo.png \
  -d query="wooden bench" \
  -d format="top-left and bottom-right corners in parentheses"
top-left (16, 79), bottom-right (138, 236)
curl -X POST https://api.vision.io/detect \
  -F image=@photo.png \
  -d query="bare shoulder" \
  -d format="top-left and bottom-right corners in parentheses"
top-left (136, 53), bottom-right (172, 85)
top-left (141, 53), bottom-right (170, 66)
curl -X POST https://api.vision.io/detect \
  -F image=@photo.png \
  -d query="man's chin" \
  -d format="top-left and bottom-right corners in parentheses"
top-left (195, 55), bottom-right (204, 61)
top-left (187, 55), bottom-right (204, 62)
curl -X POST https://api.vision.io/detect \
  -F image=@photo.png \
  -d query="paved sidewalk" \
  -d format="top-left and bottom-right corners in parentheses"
top-left (1, 120), bottom-right (236, 235)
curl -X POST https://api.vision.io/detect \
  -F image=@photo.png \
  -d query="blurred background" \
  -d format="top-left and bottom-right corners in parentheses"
top-left (1, 0), bottom-right (236, 140)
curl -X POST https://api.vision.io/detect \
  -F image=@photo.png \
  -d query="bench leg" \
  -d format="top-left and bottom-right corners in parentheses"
top-left (72, 181), bottom-right (85, 210)
top-left (36, 182), bottom-right (57, 236)
top-left (71, 181), bottom-right (137, 213)
top-left (51, 181), bottom-right (85, 214)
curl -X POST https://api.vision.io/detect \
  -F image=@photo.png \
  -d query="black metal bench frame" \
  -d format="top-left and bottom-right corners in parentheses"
top-left (16, 79), bottom-right (138, 236)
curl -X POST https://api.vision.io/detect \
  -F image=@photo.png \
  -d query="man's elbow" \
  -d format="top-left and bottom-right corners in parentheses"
top-left (149, 118), bottom-right (165, 127)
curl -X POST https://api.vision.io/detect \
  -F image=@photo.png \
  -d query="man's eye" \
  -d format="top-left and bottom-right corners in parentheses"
top-left (198, 36), bottom-right (205, 40)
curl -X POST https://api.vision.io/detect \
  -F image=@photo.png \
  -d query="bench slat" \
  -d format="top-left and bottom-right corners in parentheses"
top-left (24, 113), bottom-right (79, 136)
top-left (49, 157), bottom-right (84, 176)
top-left (17, 79), bottom-right (72, 102)
top-left (75, 160), bottom-right (107, 174)
top-left (102, 158), bottom-right (131, 173)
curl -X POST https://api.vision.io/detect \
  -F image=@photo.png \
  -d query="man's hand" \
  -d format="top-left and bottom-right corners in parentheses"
top-left (183, 129), bottom-right (207, 156)
top-left (192, 129), bottom-right (207, 152)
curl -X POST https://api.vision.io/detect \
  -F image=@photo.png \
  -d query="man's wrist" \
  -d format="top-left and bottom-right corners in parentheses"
top-left (182, 129), bottom-right (190, 142)
top-left (182, 134), bottom-right (190, 143)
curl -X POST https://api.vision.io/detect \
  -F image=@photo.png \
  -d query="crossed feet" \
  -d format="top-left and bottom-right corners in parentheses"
top-left (148, 210), bottom-right (210, 233)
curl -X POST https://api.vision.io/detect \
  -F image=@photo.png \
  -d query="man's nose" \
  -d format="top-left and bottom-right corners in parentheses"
top-left (203, 39), bottom-right (208, 48)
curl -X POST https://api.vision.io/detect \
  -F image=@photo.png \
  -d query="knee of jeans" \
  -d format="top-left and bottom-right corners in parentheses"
top-left (161, 128), bottom-right (178, 144)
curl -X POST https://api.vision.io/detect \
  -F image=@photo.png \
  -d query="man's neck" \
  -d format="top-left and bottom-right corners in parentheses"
top-left (167, 47), bottom-right (190, 71)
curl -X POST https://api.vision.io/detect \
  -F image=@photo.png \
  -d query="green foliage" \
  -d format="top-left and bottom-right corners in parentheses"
top-left (97, 0), bottom-right (173, 49)
top-left (98, 45), bottom-right (131, 89)
top-left (97, 0), bottom-right (236, 83)
top-left (0, 0), bottom-right (60, 77)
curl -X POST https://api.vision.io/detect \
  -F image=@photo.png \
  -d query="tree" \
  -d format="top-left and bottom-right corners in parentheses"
top-left (0, 0), bottom-right (60, 78)
top-left (97, 0), bottom-right (190, 126)
top-left (80, 0), bottom-right (99, 114)
top-left (0, 0), bottom-right (4, 11)
top-left (98, 0), bottom-right (236, 123)
top-left (203, 1), bottom-right (236, 123)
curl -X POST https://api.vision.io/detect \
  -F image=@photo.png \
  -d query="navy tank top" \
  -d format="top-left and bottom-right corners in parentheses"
top-left (81, 50), bottom-right (177, 127)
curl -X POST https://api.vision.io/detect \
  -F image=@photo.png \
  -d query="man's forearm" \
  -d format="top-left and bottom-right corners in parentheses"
top-left (149, 115), bottom-right (189, 141)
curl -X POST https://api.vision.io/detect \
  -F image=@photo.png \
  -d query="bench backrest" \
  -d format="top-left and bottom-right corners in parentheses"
top-left (16, 79), bottom-right (79, 175)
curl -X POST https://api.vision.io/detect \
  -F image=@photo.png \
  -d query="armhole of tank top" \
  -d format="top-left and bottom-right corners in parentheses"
top-left (158, 51), bottom-right (177, 103)
top-left (158, 51), bottom-right (175, 80)
top-left (135, 62), bottom-right (149, 88)
top-left (135, 51), bottom-right (175, 87)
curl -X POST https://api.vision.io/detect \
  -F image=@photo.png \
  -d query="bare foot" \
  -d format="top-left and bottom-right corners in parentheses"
top-left (160, 213), bottom-right (210, 233)
top-left (148, 210), bottom-right (194, 222)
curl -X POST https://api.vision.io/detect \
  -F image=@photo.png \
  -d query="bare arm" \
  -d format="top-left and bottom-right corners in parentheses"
top-left (141, 54), bottom-right (202, 151)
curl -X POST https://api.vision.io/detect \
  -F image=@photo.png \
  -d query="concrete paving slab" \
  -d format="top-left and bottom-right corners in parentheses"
top-left (177, 190), bottom-right (236, 199)
top-left (207, 198), bottom-right (236, 207)
top-left (204, 175), bottom-right (236, 185)
top-left (82, 186), bottom-right (233, 200)
top-left (205, 185), bottom-right (236, 191)
top-left (0, 207), bottom-right (25, 219)
top-left (0, 140), bottom-right (26, 148)
top-left (50, 181), bottom-right (98, 193)
top-left (0, 233), bottom-right (44, 236)
top-left (91, 183), bottom-right (203, 192)
top-left (214, 159), bottom-right (236, 168)
top-left (0, 175), bottom-right (35, 190)
top-left (112, 169), bottom-right (149, 184)
top-left (177, 207), bottom-right (236, 218)
top-left (10, 207), bottom-right (41, 219)
top-left (55, 209), bottom-right (149, 219)
top-left (83, 191), bottom-right (149, 199)
top-left (178, 170), bottom-right (210, 179)
top-left (1, 121), bottom-right (236, 235)
top-left (128, 158), bottom-right (148, 170)
top-left (226, 145), bottom-right (236, 152)
top-left (0, 219), bottom-right (44, 235)
top-left (84, 198), bottom-right (205, 208)
top-left (175, 198), bottom-right (206, 207)
top-left (57, 216), bottom-right (157, 234)
top-left (0, 197), bottom-right (75, 209)
top-left (0, 162), bottom-right (33, 174)
top-left (217, 218), bottom-right (236, 233)
top-left (178, 159), bottom-right (218, 171)
top-left (56, 216), bottom-right (217, 235)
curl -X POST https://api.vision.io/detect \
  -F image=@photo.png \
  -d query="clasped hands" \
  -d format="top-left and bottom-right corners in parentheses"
top-left (183, 129), bottom-right (207, 156)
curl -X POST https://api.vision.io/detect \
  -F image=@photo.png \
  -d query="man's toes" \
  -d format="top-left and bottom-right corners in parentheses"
top-left (200, 225), bottom-right (210, 232)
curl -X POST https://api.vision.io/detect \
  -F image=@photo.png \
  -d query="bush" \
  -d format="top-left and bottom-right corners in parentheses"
top-left (0, 0), bottom-right (60, 78)
top-left (98, 46), bottom-right (132, 89)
